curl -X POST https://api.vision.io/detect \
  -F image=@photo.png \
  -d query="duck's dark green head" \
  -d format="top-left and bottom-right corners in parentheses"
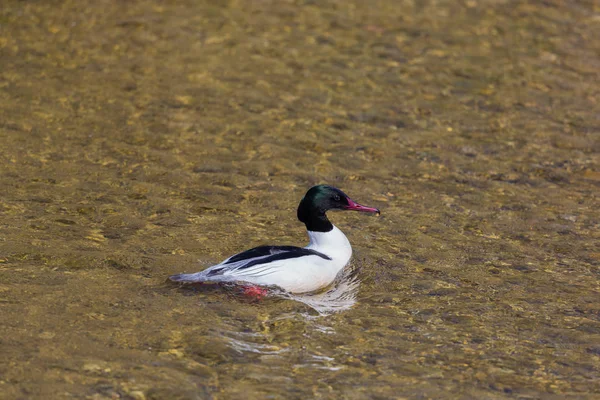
top-left (297, 185), bottom-right (380, 232)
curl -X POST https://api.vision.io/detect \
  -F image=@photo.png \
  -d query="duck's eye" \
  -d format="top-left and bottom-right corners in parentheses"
top-left (334, 195), bottom-right (341, 202)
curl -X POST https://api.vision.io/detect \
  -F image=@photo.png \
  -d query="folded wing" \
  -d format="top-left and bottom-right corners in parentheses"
top-left (169, 245), bottom-right (331, 283)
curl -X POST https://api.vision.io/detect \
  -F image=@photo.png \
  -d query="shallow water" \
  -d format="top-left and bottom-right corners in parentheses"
top-left (1, 0), bottom-right (599, 398)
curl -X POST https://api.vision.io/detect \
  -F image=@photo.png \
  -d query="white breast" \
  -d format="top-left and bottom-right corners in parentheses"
top-left (305, 225), bottom-right (353, 268)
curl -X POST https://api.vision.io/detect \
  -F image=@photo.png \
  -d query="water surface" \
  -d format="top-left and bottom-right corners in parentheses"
top-left (1, 0), bottom-right (599, 398)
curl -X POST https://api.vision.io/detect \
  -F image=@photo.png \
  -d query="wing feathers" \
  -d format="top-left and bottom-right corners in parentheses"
top-left (170, 246), bottom-right (331, 284)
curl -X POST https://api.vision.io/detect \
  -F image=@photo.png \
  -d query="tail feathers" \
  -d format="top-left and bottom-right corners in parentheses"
top-left (169, 272), bottom-right (206, 283)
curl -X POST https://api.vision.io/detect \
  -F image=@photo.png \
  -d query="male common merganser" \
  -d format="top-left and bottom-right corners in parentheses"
top-left (169, 185), bottom-right (380, 293)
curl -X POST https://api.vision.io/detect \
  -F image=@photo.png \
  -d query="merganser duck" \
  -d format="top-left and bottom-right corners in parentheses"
top-left (169, 185), bottom-right (380, 293)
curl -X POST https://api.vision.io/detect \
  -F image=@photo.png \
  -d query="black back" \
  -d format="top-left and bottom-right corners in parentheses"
top-left (222, 245), bottom-right (331, 271)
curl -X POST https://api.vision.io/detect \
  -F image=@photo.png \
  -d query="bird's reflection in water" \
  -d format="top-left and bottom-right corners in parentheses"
top-left (173, 264), bottom-right (361, 315)
top-left (277, 264), bottom-right (360, 315)
top-left (202, 266), bottom-right (360, 368)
